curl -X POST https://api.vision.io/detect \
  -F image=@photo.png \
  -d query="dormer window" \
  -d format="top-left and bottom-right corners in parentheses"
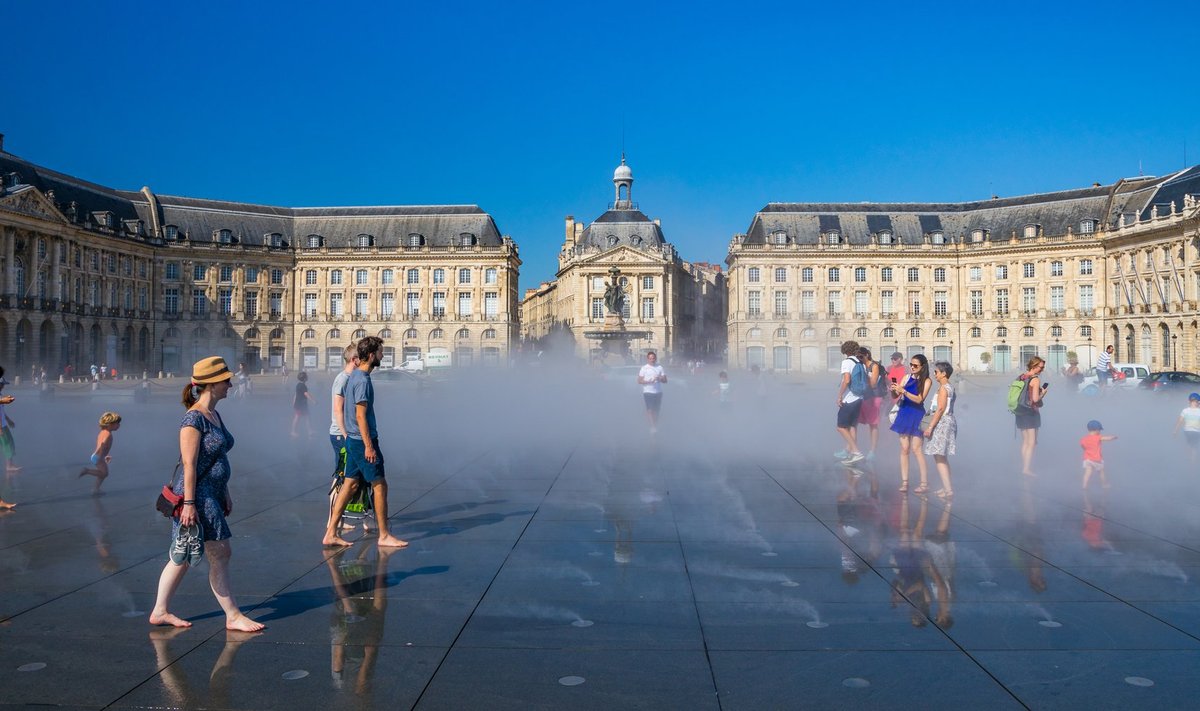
top-left (878, 231), bottom-right (893, 245)
top-left (164, 225), bottom-right (179, 241)
top-left (92, 211), bottom-right (113, 228)
top-left (631, 235), bottom-right (643, 245)
top-left (306, 234), bottom-right (322, 248)
top-left (607, 235), bottom-right (619, 246)
top-left (825, 231), bottom-right (841, 245)
top-left (971, 229), bottom-right (987, 243)
top-left (1023, 224), bottom-right (1039, 239)
top-left (1079, 219), bottom-right (1096, 234)
top-left (930, 231), bottom-right (945, 245)
top-left (772, 231), bottom-right (788, 245)
top-left (357, 234), bottom-right (373, 248)
top-left (407, 233), bottom-right (423, 247)
top-left (266, 233), bottom-right (283, 247)
top-left (123, 219), bottom-right (145, 236)
top-left (459, 233), bottom-right (475, 247)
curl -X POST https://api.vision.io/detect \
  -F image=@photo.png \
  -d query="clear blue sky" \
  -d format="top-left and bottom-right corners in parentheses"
top-left (3, 1), bottom-right (1197, 293)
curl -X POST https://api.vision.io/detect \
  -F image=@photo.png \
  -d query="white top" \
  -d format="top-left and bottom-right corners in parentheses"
top-left (840, 357), bottom-right (861, 404)
top-left (639, 364), bottom-right (665, 394)
top-left (1097, 351), bottom-right (1111, 371)
top-left (1181, 407), bottom-right (1200, 432)
top-left (329, 370), bottom-right (350, 436)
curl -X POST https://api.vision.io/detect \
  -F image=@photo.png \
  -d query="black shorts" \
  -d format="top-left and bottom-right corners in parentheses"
top-left (643, 392), bottom-right (663, 413)
top-left (1015, 410), bottom-right (1041, 431)
top-left (837, 399), bottom-right (863, 429)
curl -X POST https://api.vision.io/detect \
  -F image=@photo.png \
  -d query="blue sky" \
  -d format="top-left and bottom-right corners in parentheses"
top-left (3, 1), bottom-right (1197, 292)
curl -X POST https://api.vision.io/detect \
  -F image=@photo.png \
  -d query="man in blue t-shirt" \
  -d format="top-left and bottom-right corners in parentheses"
top-left (322, 336), bottom-right (407, 549)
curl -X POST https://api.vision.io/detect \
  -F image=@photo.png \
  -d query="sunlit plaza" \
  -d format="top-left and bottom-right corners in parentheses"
top-left (3, 373), bottom-right (1200, 708)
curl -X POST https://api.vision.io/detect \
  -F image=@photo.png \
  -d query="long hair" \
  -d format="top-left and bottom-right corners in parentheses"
top-left (911, 353), bottom-right (930, 394)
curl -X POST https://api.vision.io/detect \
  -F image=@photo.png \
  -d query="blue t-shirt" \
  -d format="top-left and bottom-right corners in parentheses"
top-left (342, 368), bottom-right (376, 440)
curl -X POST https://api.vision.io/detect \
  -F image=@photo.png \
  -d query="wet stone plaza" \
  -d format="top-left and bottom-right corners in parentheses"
top-left (3, 371), bottom-right (1200, 709)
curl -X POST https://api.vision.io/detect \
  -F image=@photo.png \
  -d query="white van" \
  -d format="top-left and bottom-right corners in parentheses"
top-left (1078, 362), bottom-right (1150, 394)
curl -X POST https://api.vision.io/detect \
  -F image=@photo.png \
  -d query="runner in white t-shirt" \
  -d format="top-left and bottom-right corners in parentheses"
top-left (637, 351), bottom-right (667, 435)
top-left (1173, 392), bottom-right (1200, 463)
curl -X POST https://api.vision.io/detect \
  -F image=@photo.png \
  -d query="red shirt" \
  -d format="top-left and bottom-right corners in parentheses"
top-left (886, 363), bottom-right (908, 393)
top-left (1080, 432), bottom-right (1104, 462)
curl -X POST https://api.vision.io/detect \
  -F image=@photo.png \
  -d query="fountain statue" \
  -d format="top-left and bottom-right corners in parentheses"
top-left (583, 265), bottom-right (652, 364)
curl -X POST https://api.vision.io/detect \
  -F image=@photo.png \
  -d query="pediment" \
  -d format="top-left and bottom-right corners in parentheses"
top-left (577, 245), bottom-right (665, 266)
top-left (0, 187), bottom-right (68, 223)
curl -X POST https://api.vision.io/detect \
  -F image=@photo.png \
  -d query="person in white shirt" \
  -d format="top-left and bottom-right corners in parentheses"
top-left (1096, 345), bottom-right (1116, 388)
top-left (637, 351), bottom-right (667, 434)
top-left (834, 340), bottom-right (866, 465)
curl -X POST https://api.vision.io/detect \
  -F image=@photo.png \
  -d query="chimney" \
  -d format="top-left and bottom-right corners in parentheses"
top-left (564, 216), bottom-right (575, 247)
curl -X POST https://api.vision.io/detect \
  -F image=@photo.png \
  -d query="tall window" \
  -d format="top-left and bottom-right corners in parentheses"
top-left (245, 267), bottom-right (258, 283)
top-left (356, 269), bottom-right (368, 285)
top-left (969, 266), bottom-right (981, 282)
top-left (827, 291), bottom-right (842, 316)
top-left (458, 268), bottom-right (471, 284)
top-left (933, 267), bottom-right (946, 283)
top-left (828, 267), bottom-right (841, 283)
top-left (486, 268), bottom-right (498, 284)
top-left (381, 269), bottom-right (394, 285)
top-left (907, 267), bottom-right (920, 282)
top-left (1023, 263), bottom-right (1035, 278)
top-left (996, 288), bottom-right (1009, 315)
top-left (219, 265), bottom-right (233, 282)
top-left (330, 269), bottom-right (343, 285)
top-left (1079, 285), bottom-right (1094, 312)
top-left (305, 270), bottom-right (317, 285)
top-left (995, 265), bottom-right (1008, 280)
top-left (270, 268), bottom-right (283, 285)
top-left (192, 288), bottom-right (207, 315)
top-left (329, 293), bottom-right (343, 317)
top-left (908, 291), bottom-right (921, 316)
top-left (433, 268), bottom-right (445, 284)
top-left (269, 292), bottom-right (283, 317)
top-left (432, 292), bottom-right (446, 317)
top-left (641, 297), bottom-right (655, 319)
top-left (1051, 261), bottom-right (1063, 277)
top-left (164, 288), bottom-right (179, 315)
top-left (854, 291), bottom-right (868, 316)
top-left (244, 292), bottom-right (258, 318)
top-left (748, 291), bottom-right (761, 316)
top-left (303, 293), bottom-right (317, 317)
top-left (748, 267), bottom-right (761, 283)
top-left (1050, 286), bottom-right (1064, 312)
top-left (591, 298), bottom-right (603, 319)
top-left (969, 290), bottom-right (983, 315)
top-left (934, 291), bottom-right (947, 316)
top-left (854, 267), bottom-right (867, 283)
top-left (774, 290), bottom-right (788, 316)
top-left (458, 293), bottom-right (472, 317)
top-left (485, 293), bottom-right (498, 318)
top-left (193, 264), bottom-right (207, 281)
top-left (774, 267), bottom-right (787, 283)
top-left (1022, 287), bottom-right (1037, 313)
top-left (165, 262), bottom-right (180, 280)
top-left (218, 288), bottom-right (232, 315)
top-left (380, 293), bottom-right (394, 317)
top-left (1080, 259), bottom-right (1094, 275)
top-left (881, 290), bottom-right (894, 315)
top-left (406, 292), bottom-right (420, 316)
top-left (880, 267), bottom-right (893, 282)
top-left (801, 291), bottom-right (815, 315)
top-left (355, 293), bottom-right (369, 318)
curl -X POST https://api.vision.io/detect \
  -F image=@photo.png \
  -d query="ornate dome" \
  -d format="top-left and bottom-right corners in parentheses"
top-left (613, 155), bottom-right (633, 182)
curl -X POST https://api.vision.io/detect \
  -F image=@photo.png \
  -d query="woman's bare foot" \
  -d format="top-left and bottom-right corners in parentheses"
top-left (323, 535), bottom-right (353, 547)
top-left (149, 611), bottom-right (192, 628)
top-left (0, 500), bottom-right (15, 510)
top-left (377, 535), bottom-right (408, 549)
top-left (225, 614), bottom-right (265, 632)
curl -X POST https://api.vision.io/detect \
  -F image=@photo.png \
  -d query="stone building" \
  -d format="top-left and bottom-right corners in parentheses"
top-left (726, 167), bottom-right (1200, 374)
top-left (520, 157), bottom-right (725, 362)
top-left (0, 141), bottom-right (520, 374)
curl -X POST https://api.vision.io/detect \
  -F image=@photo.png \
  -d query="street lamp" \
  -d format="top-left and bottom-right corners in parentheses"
top-left (159, 337), bottom-right (164, 375)
top-left (1087, 336), bottom-right (1093, 369)
top-left (1172, 333), bottom-right (1178, 370)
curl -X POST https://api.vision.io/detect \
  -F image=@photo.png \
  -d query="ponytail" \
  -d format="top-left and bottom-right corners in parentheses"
top-left (181, 382), bottom-right (203, 408)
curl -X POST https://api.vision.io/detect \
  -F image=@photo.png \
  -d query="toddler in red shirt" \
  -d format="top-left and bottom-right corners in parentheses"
top-left (1081, 420), bottom-right (1117, 489)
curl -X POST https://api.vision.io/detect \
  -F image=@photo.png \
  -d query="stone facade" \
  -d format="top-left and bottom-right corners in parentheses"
top-left (726, 168), bottom-right (1200, 374)
top-left (0, 145), bottom-right (519, 375)
top-left (519, 158), bottom-right (726, 362)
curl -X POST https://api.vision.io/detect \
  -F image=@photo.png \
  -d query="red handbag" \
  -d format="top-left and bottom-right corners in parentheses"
top-left (154, 461), bottom-right (185, 518)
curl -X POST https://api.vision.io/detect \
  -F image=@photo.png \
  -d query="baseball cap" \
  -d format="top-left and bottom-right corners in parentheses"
top-left (1190, 392), bottom-right (1200, 402)
top-left (890, 352), bottom-right (903, 361)
top-left (1086, 420), bottom-right (1103, 431)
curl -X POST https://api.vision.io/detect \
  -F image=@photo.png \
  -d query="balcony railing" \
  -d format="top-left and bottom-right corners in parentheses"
top-left (880, 312), bottom-right (895, 320)
top-left (827, 312), bottom-right (842, 320)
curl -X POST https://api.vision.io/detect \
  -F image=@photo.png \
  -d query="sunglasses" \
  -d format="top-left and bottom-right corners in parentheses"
top-left (910, 363), bottom-right (921, 367)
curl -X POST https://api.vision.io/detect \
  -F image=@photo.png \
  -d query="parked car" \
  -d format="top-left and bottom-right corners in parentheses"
top-left (1077, 362), bottom-right (1151, 395)
top-left (1137, 371), bottom-right (1200, 394)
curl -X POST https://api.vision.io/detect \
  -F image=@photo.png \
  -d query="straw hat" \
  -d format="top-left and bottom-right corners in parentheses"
top-left (99, 411), bottom-right (122, 426)
top-left (191, 356), bottom-right (233, 385)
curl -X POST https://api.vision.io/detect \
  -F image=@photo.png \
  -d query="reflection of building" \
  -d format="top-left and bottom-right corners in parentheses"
top-left (519, 157), bottom-right (725, 361)
top-left (0, 141), bottom-right (520, 373)
top-left (726, 168), bottom-right (1200, 373)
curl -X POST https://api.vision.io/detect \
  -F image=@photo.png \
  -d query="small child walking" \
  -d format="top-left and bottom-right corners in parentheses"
top-left (291, 371), bottom-right (314, 437)
top-left (1173, 392), bottom-right (1200, 464)
top-left (1080, 419), bottom-right (1117, 489)
top-left (80, 412), bottom-right (121, 494)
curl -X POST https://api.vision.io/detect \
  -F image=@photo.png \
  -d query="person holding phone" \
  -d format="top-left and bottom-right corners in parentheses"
top-left (1016, 357), bottom-right (1048, 476)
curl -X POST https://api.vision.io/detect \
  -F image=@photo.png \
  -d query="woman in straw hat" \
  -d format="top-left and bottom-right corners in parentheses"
top-left (149, 356), bottom-right (264, 632)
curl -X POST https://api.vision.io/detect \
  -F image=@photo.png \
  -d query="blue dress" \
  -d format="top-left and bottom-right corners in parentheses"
top-left (171, 409), bottom-right (235, 542)
top-left (890, 376), bottom-right (926, 437)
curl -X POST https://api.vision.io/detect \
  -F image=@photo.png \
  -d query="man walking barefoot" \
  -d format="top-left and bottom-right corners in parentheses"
top-left (322, 336), bottom-right (407, 549)
top-left (637, 351), bottom-right (667, 435)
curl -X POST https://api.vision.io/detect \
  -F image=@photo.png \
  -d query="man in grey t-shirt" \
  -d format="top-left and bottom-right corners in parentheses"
top-left (323, 336), bottom-right (406, 549)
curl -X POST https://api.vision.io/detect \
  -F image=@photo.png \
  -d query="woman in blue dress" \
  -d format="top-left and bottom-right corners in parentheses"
top-left (149, 357), bottom-right (264, 633)
top-left (890, 353), bottom-right (932, 495)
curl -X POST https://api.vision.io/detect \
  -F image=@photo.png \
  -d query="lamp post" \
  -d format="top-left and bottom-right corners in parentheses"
top-left (1087, 336), bottom-right (1093, 369)
top-left (159, 337), bottom-right (164, 375)
top-left (1054, 337), bottom-right (1060, 374)
top-left (1173, 333), bottom-right (1178, 370)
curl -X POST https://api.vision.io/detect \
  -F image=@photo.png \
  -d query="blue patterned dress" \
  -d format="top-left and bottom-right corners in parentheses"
top-left (171, 409), bottom-right (235, 542)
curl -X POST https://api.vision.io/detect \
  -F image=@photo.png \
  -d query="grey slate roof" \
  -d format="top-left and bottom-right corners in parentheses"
top-left (0, 150), bottom-right (504, 248)
top-left (578, 208), bottom-right (666, 250)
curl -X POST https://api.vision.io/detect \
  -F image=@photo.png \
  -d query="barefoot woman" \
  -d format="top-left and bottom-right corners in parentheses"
top-left (149, 357), bottom-right (264, 632)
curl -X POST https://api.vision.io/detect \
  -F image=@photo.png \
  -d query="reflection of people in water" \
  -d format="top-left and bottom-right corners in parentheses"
top-left (88, 496), bottom-right (120, 574)
top-left (1082, 488), bottom-right (1113, 552)
top-left (149, 627), bottom-right (255, 708)
top-left (327, 546), bottom-right (394, 698)
top-left (889, 495), bottom-right (951, 627)
top-left (923, 500), bottom-right (956, 628)
top-left (1017, 480), bottom-right (1047, 593)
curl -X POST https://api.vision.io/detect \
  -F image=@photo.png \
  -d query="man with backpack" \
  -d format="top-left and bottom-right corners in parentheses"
top-left (835, 340), bottom-right (867, 464)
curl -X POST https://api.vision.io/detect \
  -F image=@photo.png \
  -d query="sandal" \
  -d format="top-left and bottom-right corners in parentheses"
top-left (913, 484), bottom-right (929, 495)
top-left (935, 489), bottom-right (954, 499)
top-left (898, 483), bottom-right (909, 493)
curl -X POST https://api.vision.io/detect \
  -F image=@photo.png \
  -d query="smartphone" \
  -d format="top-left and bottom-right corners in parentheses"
top-left (890, 377), bottom-right (897, 384)
top-left (1042, 383), bottom-right (1050, 391)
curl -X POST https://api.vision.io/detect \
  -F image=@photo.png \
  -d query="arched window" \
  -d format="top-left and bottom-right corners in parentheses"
top-left (404, 329), bottom-right (418, 339)
top-left (909, 327), bottom-right (921, 338)
top-left (1050, 326), bottom-right (1063, 337)
top-left (774, 327), bottom-right (789, 338)
top-left (854, 327), bottom-right (869, 338)
top-left (996, 327), bottom-right (1008, 338)
top-left (800, 327), bottom-right (816, 339)
top-left (969, 327), bottom-right (982, 338)
top-left (407, 233), bottom-right (423, 247)
top-left (483, 328), bottom-right (496, 339)
top-left (456, 328), bottom-right (470, 340)
top-left (353, 329), bottom-right (367, 339)
top-left (302, 329), bottom-right (316, 339)
top-left (878, 230), bottom-right (893, 245)
top-left (829, 327), bottom-right (842, 338)
top-left (306, 234), bottom-right (321, 248)
top-left (882, 327), bottom-right (895, 338)
top-left (1080, 325), bottom-right (1093, 337)
top-left (934, 327), bottom-right (948, 338)
top-left (328, 328), bottom-right (341, 339)
top-left (431, 328), bottom-right (444, 339)
top-left (930, 231), bottom-right (945, 245)
top-left (1022, 326), bottom-right (1035, 337)
top-left (748, 328), bottom-right (762, 339)
top-left (379, 328), bottom-right (392, 339)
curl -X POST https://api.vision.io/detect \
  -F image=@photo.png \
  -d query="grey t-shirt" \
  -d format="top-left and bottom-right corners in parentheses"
top-left (342, 368), bottom-right (376, 440)
top-left (329, 370), bottom-right (350, 436)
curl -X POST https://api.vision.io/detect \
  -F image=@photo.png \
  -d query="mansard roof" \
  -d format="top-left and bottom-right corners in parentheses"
top-left (578, 208), bottom-right (666, 250)
top-left (742, 171), bottom-right (1200, 246)
top-left (0, 149), bottom-right (505, 248)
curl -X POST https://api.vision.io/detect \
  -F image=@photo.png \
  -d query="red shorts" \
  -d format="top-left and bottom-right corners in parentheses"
top-left (858, 396), bottom-right (881, 426)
